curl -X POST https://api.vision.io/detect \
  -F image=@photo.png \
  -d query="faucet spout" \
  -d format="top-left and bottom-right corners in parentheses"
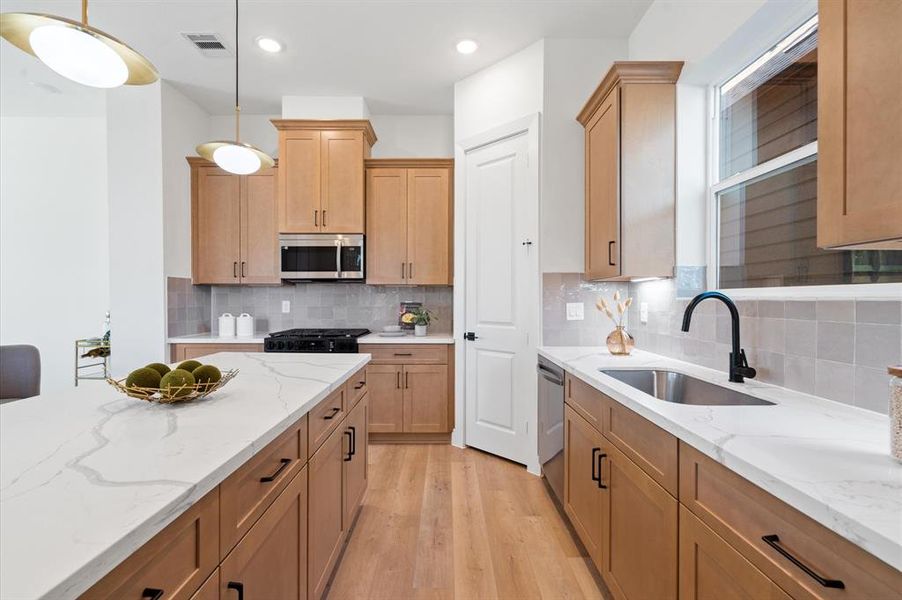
top-left (682, 291), bottom-right (756, 383)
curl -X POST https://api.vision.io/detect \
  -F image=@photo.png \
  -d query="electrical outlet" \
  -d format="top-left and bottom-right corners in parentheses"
top-left (281, 300), bottom-right (290, 313)
top-left (566, 302), bottom-right (585, 321)
top-left (640, 302), bottom-right (649, 324)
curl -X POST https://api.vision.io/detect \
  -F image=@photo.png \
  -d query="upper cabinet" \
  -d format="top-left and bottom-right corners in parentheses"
top-left (273, 120), bottom-right (376, 234)
top-left (365, 159), bottom-right (453, 285)
top-left (189, 158), bottom-right (279, 285)
top-left (817, 0), bottom-right (902, 249)
top-left (577, 62), bottom-right (683, 281)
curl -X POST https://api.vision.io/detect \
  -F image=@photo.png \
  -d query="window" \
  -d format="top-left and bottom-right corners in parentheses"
top-left (712, 15), bottom-right (902, 289)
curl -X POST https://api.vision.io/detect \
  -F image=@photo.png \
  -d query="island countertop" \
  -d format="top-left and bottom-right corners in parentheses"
top-left (539, 346), bottom-right (902, 572)
top-left (0, 351), bottom-right (369, 600)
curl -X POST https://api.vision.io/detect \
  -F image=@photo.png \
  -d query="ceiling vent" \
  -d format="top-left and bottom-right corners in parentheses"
top-left (181, 33), bottom-right (232, 57)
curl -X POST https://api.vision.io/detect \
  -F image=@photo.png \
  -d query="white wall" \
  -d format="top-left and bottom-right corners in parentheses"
top-left (281, 96), bottom-right (370, 119)
top-left (541, 38), bottom-right (628, 273)
top-left (107, 83), bottom-right (167, 375)
top-left (0, 116), bottom-right (110, 394)
top-left (162, 82), bottom-right (210, 278)
top-left (208, 114), bottom-right (279, 159)
top-left (368, 115), bottom-right (453, 158)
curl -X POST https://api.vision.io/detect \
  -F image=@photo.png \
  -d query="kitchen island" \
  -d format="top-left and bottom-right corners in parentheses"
top-left (0, 351), bottom-right (369, 599)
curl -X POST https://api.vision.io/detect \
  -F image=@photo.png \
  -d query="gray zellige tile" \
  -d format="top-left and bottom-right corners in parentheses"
top-left (785, 319), bottom-right (816, 357)
top-left (784, 355), bottom-right (816, 395)
top-left (785, 300), bottom-right (816, 320)
top-left (853, 366), bottom-right (891, 414)
top-left (854, 323), bottom-right (901, 369)
top-left (816, 300), bottom-right (854, 322)
top-left (817, 321), bottom-right (855, 363)
top-left (855, 300), bottom-right (902, 325)
top-left (815, 359), bottom-right (854, 406)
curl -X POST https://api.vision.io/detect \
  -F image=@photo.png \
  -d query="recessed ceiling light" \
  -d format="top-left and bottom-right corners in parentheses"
top-left (255, 36), bottom-right (282, 53)
top-left (456, 39), bottom-right (478, 55)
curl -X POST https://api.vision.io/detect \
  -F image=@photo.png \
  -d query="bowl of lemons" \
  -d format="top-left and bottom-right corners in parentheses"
top-left (107, 360), bottom-right (238, 403)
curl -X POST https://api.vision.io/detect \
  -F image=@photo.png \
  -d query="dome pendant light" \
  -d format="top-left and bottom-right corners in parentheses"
top-left (196, 0), bottom-right (274, 175)
top-left (0, 0), bottom-right (158, 88)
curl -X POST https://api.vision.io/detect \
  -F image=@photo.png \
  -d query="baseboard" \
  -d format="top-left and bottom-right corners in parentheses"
top-left (369, 432), bottom-right (451, 444)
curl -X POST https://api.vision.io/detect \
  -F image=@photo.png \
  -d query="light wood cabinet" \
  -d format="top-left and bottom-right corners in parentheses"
top-left (307, 424), bottom-right (346, 600)
top-left (343, 394), bottom-right (368, 526)
top-left (403, 364), bottom-right (449, 433)
top-left (577, 62), bottom-right (683, 280)
top-left (817, 0), bottom-right (902, 249)
top-left (273, 121), bottom-right (376, 235)
top-left (366, 364), bottom-right (403, 433)
top-left (365, 159), bottom-right (453, 285)
top-left (189, 569), bottom-right (220, 600)
top-left (169, 343), bottom-right (263, 363)
top-left (189, 158), bottom-right (279, 286)
top-left (563, 405), bottom-right (605, 568)
top-left (220, 467), bottom-right (307, 600)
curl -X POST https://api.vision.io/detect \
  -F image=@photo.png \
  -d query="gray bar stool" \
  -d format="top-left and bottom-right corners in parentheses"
top-left (0, 345), bottom-right (41, 403)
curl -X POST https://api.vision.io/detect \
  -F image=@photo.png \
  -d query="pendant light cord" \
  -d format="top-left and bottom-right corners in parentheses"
top-left (234, 0), bottom-right (240, 142)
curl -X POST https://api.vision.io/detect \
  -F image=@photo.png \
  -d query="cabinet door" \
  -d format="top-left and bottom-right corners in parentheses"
top-left (320, 130), bottom-right (364, 233)
top-left (601, 442), bottom-right (677, 600)
top-left (407, 168), bottom-right (451, 285)
top-left (194, 167), bottom-right (241, 284)
top-left (563, 405), bottom-right (604, 568)
top-left (402, 365), bottom-right (449, 432)
top-left (190, 568), bottom-right (219, 600)
top-left (366, 365), bottom-right (403, 433)
top-left (279, 130), bottom-right (321, 233)
top-left (679, 506), bottom-right (790, 600)
top-left (343, 393), bottom-right (369, 525)
top-left (818, 0), bottom-right (902, 249)
top-left (307, 425), bottom-right (346, 600)
top-left (584, 89), bottom-right (621, 280)
top-left (220, 467), bottom-right (306, 600)
top-left (365, 168), bottom-right (408, 284)
top-left (241, 168), bottom-right (280, 284)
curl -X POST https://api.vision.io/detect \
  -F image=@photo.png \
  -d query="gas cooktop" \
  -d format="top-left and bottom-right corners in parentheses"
top-left (263, 328), bottom-right (370, 353)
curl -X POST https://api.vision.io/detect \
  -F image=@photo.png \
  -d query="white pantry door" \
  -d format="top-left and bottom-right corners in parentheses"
top-left (464, 124), bottom-right (538, 471)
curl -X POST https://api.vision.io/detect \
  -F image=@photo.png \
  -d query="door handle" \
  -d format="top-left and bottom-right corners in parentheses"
top-left (233, 261), bottom-right (238, 278)
top-left (349, 425), bottom-right (356, 456)
top-left (591, 448), bottom-right (601, 484)
top-left (240, 261), bottom-right (246, 278)
top-left (323, 406), bottom-right (341, 420)
top-left (343, 430), bottom-right (353, 461)
top-left (761, 535), bottom-right (845, 589)
top-left (608, 241), bottom-right (616, 266)
top-left (142, 589), bottom-right (164, 600)
top-left (259, 458), bottom-right (291, 483)
top-left (596, 452), bottom-right (608, 489)
top-left (227, 581), bottom-right (244, 600)
top-left (314, 210), bottom-right (318, 227)
top-left (464, 332), bottom-right (479, 341)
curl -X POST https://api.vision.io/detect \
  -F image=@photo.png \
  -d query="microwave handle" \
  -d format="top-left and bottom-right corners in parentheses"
top-left (336, 240), bottom-right (342, 279)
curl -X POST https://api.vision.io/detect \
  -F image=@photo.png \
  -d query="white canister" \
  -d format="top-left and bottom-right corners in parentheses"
top-left (218, 313), bottom-right (236, 337)
top-left (236, 313), bottom-right (255, 337)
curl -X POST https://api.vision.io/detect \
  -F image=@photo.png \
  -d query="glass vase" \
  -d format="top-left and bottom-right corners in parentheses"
top-left (606, 326), bottom-right (634, 356)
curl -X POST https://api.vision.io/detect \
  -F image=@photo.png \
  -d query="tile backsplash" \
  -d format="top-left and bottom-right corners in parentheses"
top-left (167, 277), bottom-right (211, 336)
top-left (542, 273), bottom-right (630, 346)
top-left (210, 283), bottom-right (453, 335)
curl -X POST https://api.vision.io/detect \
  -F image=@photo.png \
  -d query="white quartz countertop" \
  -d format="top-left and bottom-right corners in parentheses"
top-left (538, 346), bottom-right (902, 571)
top-left (166, 332), bottom-right (455, 345)
top-left (0, 352), bottom-right (369, 599)
top-left (167, 333), bottom-right (267, 344)
top-left (358, 332), bottom-right (454, 344)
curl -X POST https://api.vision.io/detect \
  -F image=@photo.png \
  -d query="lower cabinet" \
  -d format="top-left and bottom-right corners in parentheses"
top-left (308, 423), bottom-right (347, 600)
top-left (220, 467), bottom-right (308, 600)
top-left (170, 343), bottom-right (264, 362)
top-left (190, 569), bottom-right (220, 600)
top-left (344, 394), bottom-right (369, 525)
top-left (563, 405), bottom-right (605, 566)
top-left (679, 506), bottom-right (790, 600)
top-left (367, 364), bottom-right (404, 432)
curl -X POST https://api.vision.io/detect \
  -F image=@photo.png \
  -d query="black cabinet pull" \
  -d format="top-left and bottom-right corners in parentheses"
top-left (396, 371), bottom-right (401, 389)
top-left (608, 241), bottom-right (616, 266)
top-left (227, 581), bottom-right (244, 600)
top-left (591, 448), bottom-right (601, 484)
top-left (343, 430), bottom-right (353, 461)
top-left (314, 210), bottom-right (318, 227)
top-left (354, 381), bottom-right (365, 390)
top-left (323, 407), bottom-right (341, 420)
top-left (322, 210), bottom-right (327, 227)
top-left (259, 458), bottom-right (291, 483)
top-left (241, 261), bottom-right (246, 277)
top-left (393, 352), bottom-right (413, 356)
top-left (405, 371), bottom-right (409, 389)
top-left (349, 425), bottom-right (357, 457)
top-left (142, 588), bottom-right (164, 600)
top-left (596, 452), bottom-right (608, 489)
top-left (761, 535), bottom-right (844, 589)
top-left (233, 261), bottom-right (238, 278)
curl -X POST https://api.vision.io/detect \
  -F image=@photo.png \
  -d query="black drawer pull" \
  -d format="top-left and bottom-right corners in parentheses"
top-left (343, 430), bottom-right (353, 461)
top-left (596, 452), bottom-right (608, 489)
top-left (349, 425), bottom-right (357, 457)
top-left (259, 458), bottom-right (291, 483)
top-left (323, 407), bottom-right (341, 420)
top-left (591, 448), bottom-right (601, 484)
top-left (393, 352), bottom-right (413, 356)
top-left (354, 381), bottom-right (365, 390)
top-left (227, 581), bottom-right (244, 600)
top-left (608, 240), bottom-right (616, 266)
top-left (761, 534), bottom-right (844, 589)
top-left (142, 588), bottom-right (164, 600)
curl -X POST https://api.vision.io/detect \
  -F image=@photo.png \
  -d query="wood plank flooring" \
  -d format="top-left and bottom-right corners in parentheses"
top-left (327, 444), bottom-right (608, 600)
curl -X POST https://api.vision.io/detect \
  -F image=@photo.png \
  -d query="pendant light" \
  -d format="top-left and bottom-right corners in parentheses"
top-left (196, 0), bottom-right (274, 175)
top-left (0, 0), bottom-right (157, 88)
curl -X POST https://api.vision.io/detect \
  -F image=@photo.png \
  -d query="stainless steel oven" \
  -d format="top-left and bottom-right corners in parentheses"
top-left (279, 234), bottom-right (364, 281)
top-left (537, 356), bottom-right (565, 504)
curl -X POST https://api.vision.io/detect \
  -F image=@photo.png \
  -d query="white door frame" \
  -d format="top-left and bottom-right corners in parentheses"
top-left (451, 113), bottom-right (541, 475)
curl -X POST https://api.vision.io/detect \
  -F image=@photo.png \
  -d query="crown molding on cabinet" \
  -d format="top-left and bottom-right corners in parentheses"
top-left (271, 119), bottom-right (378, 147)
top-left (576, 61), bottom-right (684, 126)
top-left (365, 158), bottom-right (454, 169)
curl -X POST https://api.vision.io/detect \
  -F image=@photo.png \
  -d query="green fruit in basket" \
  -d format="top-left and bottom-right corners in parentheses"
top-left (176, 359), bottom-right (203, 373)
top-left (160, 369), bottom-right (196, 398)
top-left (192, 364), bottom-right (222, 384)
top-left (145, 362), bottom-right (171, 377)
top-left (125, 367), bottom-right (162, 389)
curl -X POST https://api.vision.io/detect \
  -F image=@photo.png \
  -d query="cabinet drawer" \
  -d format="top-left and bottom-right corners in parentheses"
top-left (679, 442), bottom-right (902, 599)
top-left (81, 489), bottom-right (219, 600)
top-left (345, 366), bottom-right (367, 409)
top-left (359, 344), bottom-right (448, 364)
top-left (602, 394), bottom-right (678, 496)
top-left (565, 372), bottom-right (605, 431)
top-left (308, 387), bottom-right (345, 456)
top-left (219, 417), bottom-right (307, 557)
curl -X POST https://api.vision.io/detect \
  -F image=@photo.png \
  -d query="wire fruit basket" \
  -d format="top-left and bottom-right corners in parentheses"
top-left (106, 369), bottom-right (238, 404)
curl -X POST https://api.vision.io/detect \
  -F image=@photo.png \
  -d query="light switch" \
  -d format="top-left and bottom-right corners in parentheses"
top-left (282, 300), bottom-right (291, 313)
top-left (640, 302), bottom-right (649, 324)
top-left (566, 302), bottom-right (584, 321)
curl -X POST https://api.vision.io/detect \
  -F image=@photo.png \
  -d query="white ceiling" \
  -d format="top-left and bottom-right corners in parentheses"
top-left (0, 0), bottom-right (652, 117)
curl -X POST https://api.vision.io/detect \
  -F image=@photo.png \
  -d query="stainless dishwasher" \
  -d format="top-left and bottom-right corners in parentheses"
top-left (537, 356), bottom-right (565, 504)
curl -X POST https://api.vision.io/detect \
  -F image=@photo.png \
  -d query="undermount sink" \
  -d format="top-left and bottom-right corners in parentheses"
top-left (599, 369), bottom-right (775, 406)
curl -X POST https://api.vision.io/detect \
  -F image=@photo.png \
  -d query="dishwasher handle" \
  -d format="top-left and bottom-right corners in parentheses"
top-left (537, 363), bottom-right (564, 386)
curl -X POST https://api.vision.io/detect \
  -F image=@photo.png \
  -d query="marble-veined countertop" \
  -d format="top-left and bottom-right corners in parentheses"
top-left (538, 346), bottom-right (902, 571)
top-left (0, 352), bottom-right (369, 599)
top-left (166, 332), bottom-right (455, 345)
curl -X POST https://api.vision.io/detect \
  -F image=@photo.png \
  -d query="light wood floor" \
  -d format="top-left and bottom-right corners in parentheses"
top-left (326, 444), bottom-right (608, 600)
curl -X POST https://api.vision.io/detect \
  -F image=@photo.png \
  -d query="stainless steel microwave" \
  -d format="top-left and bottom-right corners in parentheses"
top-left (279, 234), bottom-right (364, 281)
